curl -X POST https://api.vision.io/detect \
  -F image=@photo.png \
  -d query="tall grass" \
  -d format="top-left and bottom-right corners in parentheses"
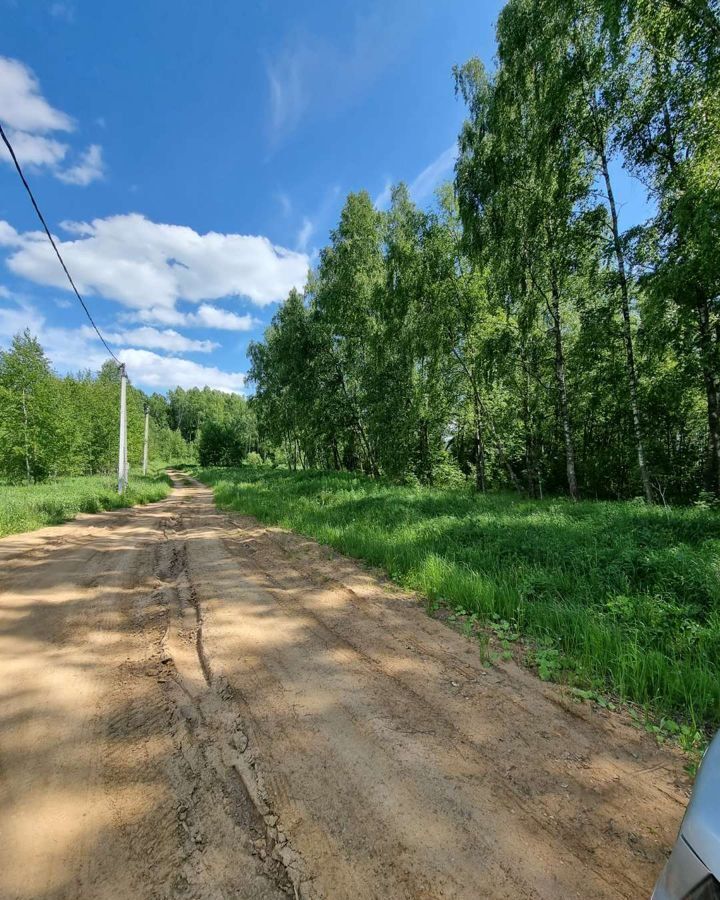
top-left (197, 466), bottom-right (720, 729)
top-left (0, 472), bottom-right (171, 537)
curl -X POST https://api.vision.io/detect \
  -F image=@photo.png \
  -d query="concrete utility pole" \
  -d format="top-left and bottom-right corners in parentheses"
top-left (142, 403), bottom-right (149, 476)
top-left (118, 363), bottom-right (128, 494)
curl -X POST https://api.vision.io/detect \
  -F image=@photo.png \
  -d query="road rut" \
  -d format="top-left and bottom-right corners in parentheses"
top-left (0, 473), bottom-right (688, 899)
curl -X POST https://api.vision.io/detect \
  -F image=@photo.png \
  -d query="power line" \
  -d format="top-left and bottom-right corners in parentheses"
top-left (0, 122), bottom-right (120, 365)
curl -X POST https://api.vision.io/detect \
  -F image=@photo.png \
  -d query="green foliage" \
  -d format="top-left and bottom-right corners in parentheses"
top-left (0, 332), bottom-right (251, 485)
top-left (0, 473), bottom-right (170, 536)
top-left (533, 649), bottom-right (563, 683)
top-left (197, 398), bottom-right (257, 467)
top-left (246, 0), bottom-right (720, 504)
top-left (0, 330), bottom-right (57, 482)
top-left (196, 465), bottom-right (720, 729)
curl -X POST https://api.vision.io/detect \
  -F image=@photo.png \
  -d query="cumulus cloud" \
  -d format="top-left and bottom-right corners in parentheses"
top-left (91, 325), bottom-right (219, 354)
top-left (0, 56), bottom-right (73, 133)
top-left (0, 222), bottom-right (20, 246)
top-left (0, 298), bottom-right (45, 340)
top-left (117, 348), bottom-right (246, 393)
top-left (0, 297), bottom-right (105, 372)
top-left (0, 296), bottom-right (247, 392)
top-left (56, 144), bottom-right (104, 186)
top-left (1, 214), bottom-right (308, 313)
top-left (189, 304), bottom-right (256, 331)
top-left (131, 304), bottom-right (256, 331)
top-left (2, 130), bottom-right (69, 167)
top-left (0, 56), bottom-right (104, 184)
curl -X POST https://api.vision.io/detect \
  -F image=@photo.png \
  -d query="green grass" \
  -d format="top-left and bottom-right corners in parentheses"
top-left (195, 465), bottom-right (720, 731)
top-left (0, 471), bottom-right (171, 537)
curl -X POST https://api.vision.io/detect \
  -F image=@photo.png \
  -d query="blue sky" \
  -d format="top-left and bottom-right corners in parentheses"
top-left (0, 0), bottom-right (647, 393)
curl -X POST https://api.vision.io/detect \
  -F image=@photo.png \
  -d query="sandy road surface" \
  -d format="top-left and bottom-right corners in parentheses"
top-left (0, 472), bottom-right (688, 899)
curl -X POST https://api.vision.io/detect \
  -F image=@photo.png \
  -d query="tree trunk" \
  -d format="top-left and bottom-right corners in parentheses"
top-left (521, 367), bottom-right (538, 498)
top-left (419, 418), bottom-right (430, 483)
top-left (597, 136), bottom-right (654, 503)
top-left (650, 64), bottom-right (720, 495)
top-left (697, 297), bottom-right (720, 494)
top-left (451, 346), bottom-right (522, 493)
top-left (22, 388), bottom-right (31, 484)
top-left (548, 272), bottom-right (579, 500)
top-left (472, 396), bottom-right (486, 493)
top-left (336, 364), bottom-right (379, 477)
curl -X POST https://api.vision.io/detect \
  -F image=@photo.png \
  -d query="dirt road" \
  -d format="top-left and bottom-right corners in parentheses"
top-left (0, 473), bottom-right (688, 899)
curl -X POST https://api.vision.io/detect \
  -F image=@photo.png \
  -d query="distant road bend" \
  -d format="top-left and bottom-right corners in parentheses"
top-left (0, 471), bottom-right (687, 899)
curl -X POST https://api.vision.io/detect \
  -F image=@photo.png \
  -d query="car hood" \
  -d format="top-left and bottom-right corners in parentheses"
top-left (682, 730), bottom-right (720, 880)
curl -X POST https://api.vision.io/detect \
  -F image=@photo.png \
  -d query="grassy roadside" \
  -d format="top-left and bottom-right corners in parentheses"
top-left (195, 465), bottom-right (720, 733)
top-left (0, 470), bottom-right (171, 537)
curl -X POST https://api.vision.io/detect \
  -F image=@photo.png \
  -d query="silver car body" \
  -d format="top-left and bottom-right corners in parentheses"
top-left (652, 730), bottom-right (720, 899)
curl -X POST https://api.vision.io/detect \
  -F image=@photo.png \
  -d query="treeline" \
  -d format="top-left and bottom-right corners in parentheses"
top-left (160, 385), bottom-right (259, 467)
top-left (249, 0), bottom-right (720, 501)
top-left (0, 330), bottom-right (257, 483)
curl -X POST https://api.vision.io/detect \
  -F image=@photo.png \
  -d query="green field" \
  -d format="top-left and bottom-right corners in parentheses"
top-left (0, 472), bottom-right (171, 537)
top-left (196, 466), bottom-right (720, 731)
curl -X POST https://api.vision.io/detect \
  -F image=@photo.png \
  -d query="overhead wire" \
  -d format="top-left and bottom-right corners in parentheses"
top-left (0, 122), bottom-right (121, 365)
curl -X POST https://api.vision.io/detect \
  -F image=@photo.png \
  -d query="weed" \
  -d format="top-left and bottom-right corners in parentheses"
top-left (476, 631), bottom-right (490, 664)
top-left (533, 648), bottom-right (562, 682)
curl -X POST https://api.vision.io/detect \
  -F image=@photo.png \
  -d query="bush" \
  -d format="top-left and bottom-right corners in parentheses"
top-left (198, 420), bottom-right (254, 467)
top-left (432, 456), bottom-right (467, 489)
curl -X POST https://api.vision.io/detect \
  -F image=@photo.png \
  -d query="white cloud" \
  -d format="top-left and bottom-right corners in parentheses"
top-left (0, 222), bottom-right (19, 246)
top-left (267, 49), bottom-right (307, 141)
top-left (0, 297), bottom-right (247, 393)
top-left (275, 192), bottom-right (292, 217)
top-left (409, 143), bottom-right (457, 202)
top-left (297, 217), bottom-right (313, 252)
top-left (0, 297), bottom-right (107, 372)
top-left (1, 129), bottom-right (68, 167)
top-left (189, 304), bottom-right (256, 331)
top-left (0, 56), bottom-right (103, 184)
top-left (2, 213), bottom-right (309, 312)
top-left (117, 348), bottom-right (246, 393)
top-left (373, 144), bottom-right (458, 212)
top-left (129, 306), bottom-right (186, 326)
top-left (95, 325), bottom-right (219, 354)
top-left (0, 56), bottom-right (73, 133)
top-left (131, 303), bottom-right (256, 331)
top-left (374, 178), bottom-right (393, 211)
top-left (265, 8), bottom-right (431, 145)
top-left (0, 298), bottom-right (44, 339)
top-left (55, 143), bottom-right (104, 186)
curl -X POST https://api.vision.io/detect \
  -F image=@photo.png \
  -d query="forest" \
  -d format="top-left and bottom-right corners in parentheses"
top-left (0, 330), bottom-right (258, 484)
top-left (250, 0), bottom-right (720, 503)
